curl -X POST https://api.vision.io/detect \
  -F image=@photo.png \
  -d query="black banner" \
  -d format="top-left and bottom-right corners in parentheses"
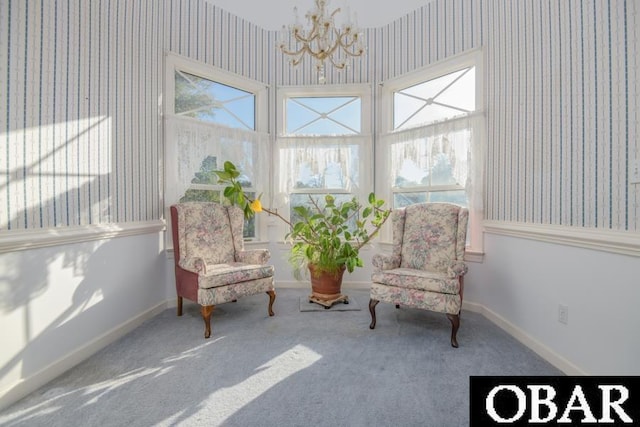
top-left (470, 376), bottom-right (640, 426)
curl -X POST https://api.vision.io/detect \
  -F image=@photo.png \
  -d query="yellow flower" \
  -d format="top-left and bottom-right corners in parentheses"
top-left (250, 199), bottom-right (263, 213)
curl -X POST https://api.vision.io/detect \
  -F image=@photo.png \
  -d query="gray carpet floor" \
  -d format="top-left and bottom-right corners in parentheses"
top-left (0, 288), bottom-right (562, 427)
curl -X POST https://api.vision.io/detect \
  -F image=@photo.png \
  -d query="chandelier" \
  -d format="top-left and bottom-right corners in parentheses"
top-left (278, 0), bottom-right (365, 83)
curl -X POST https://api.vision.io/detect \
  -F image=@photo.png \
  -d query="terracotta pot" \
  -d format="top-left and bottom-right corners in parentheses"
top-left (308, 264), bottom-right (346, 301)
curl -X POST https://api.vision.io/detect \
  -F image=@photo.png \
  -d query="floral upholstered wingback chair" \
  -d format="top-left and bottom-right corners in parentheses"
top-left (369, 202), bottom-right (468, 347)
top-left (170, 202), bottom-right (276, 338)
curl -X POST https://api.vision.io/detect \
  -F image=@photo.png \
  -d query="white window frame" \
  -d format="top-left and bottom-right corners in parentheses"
top-left (378, 49), bottom-right (484, 258)
top-left (165, 53), bottom-right (268, 128)
top-left (164, 52), bottom-right (269, 243)
top-left (275, 84), bottom-right (373, 235)
top-left (277, 84), bottom-right (372, 138)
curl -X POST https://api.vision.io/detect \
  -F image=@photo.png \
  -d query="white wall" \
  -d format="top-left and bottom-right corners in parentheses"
top-left (466, 232), bottom-right (640, 375)
top-left (0, 232), bottom-right (167, 409)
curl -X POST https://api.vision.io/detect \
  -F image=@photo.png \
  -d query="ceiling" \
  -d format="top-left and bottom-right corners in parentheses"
top-left (205, 0), bottom-right (430, 30)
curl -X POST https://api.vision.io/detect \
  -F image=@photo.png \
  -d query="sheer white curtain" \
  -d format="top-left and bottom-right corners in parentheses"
top-left (165, 116), bottom-right (270, 206)
top-left (380, 113), bottom-right (484, 250)
top-left (274, 135), bottom-right (370, 212)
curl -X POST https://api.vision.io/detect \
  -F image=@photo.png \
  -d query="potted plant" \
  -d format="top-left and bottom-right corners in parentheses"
top-left (215, 161), bottom-right (391, 307)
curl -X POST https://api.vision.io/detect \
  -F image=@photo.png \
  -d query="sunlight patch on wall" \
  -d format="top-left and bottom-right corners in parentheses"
top-left (0, 116), bottom-right (112, 230)
top-left (21, 240), bottom-right (106, 335)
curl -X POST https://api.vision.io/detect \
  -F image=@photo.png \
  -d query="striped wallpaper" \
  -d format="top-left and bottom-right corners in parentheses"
top-left (375, 0), bottom-right (484, 82)
top-left (484, 0), bottom-right (638, 231)
top-left (0, 0), bottom-right (164, 229)
top-left (1, 0), bottom-right (638, 233)
top-left (0, 0), bottom-right (271, 231)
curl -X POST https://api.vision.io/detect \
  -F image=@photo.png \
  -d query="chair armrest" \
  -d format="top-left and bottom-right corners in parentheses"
top-left (447, 260), bottom-right (468, 278)
top-left (372, 254), bottom-right (401, 271)
top-left (178, 257), bottom-right (206, 274)
top-left (237, 249), bottom-right (271, 265)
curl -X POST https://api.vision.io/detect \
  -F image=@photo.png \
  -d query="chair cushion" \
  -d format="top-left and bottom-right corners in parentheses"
top-left (197, 262), bottom-right (275, 289)
top-left (399, 203), bottom-right (460, 274)
top-left (198, 276), bottom-right (274, 306)
top-left (177, 203), bottom-right (236, 265)
top-left (370, 282), bottom-right (461, 315)
top-left (371, 268), bottom-right (460, 295)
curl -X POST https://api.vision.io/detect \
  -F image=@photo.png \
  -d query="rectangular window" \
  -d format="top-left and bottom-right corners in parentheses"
top-left (165, 54), bottom-right (268, 241)
top-left (381, 50), bottom-right (484, 253)
top-left (277, 86), bottom-right (372, 230)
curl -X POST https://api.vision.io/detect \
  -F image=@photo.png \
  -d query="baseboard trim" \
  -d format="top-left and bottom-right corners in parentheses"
top-left (0, 301), bottom-right (169, 411)
top-left (462, 300), bottom-right (586, 375)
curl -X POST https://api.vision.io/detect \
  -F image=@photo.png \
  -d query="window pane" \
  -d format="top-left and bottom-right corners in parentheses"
top-left (391, 130), bottom-right (470, 189)
top-left (178, 188), bottom-right (255, 239)
top-left (175, 71), bottom-right (255, 130)
top-left (427, 190), bottom-right (467, 207)
top-left (393, 190), bottom-right (467, 209)
top-left (398, 103), bottom-right (466, 129)
top-left (393, 192), bottom-right (428, 208)
top-left (179, 154), bottom-right (256, 239)
top-left (191, 156), bottom-right (219, 185)
top-left (290, 193), bottom-right (357, 229)
top-left (394, 67), bottom-right (475, 130)
top-left (286, 97), bottom-right (361, 135)
top-left (240, 192), bottom-right (256, 238)
top-left (280, 144), bottom-right (360, 190)
top-left (180, 189), bottom-right (221, 203)
top-left (436, 68), bottom-right (475, 111)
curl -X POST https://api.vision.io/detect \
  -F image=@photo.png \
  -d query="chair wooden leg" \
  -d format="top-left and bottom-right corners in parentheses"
top-left (446, 313), bottom-right (460, 348)
top-left (369, 299), bottom-right (379, 329)
top-left (177, 296), bottom-right (183, 316)
top-left (201, 305), bottom-right (214, 339)
top-left (266, 290), bottom-right (276, 317)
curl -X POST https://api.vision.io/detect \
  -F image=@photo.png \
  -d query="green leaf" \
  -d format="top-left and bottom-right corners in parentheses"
top-left (223, 160), bottom-right (235, 172)
top-left (215, 171), bottom-right (231, 180)
top-left (293, 206), bottom-right (310, 218)
top-left (243, 204), bottom-right (254, 219)
top-left (223, 186), bottom-right (234, 198)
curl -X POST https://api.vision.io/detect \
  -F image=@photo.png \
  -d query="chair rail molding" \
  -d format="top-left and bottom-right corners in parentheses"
top-left (483, 221), bottom-right (640, 257)
top-left (0, 220), bottom-right (166, 254)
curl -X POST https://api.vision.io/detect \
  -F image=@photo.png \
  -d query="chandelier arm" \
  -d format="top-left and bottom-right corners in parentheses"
top-left (328, 54), bottom-right (346, 70)
top-left (280, 45), bottom-right (308, 57)
top-left (324, 37), bottom-right (342, 58)
top-left (330, 8), bottom-right (341, 20)
top-left (292, 25), bottom-right (319, 44)
top-left (336, 32), bottom-right (364, 57)
top-left (340, 46), bottom-right (365, 58)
